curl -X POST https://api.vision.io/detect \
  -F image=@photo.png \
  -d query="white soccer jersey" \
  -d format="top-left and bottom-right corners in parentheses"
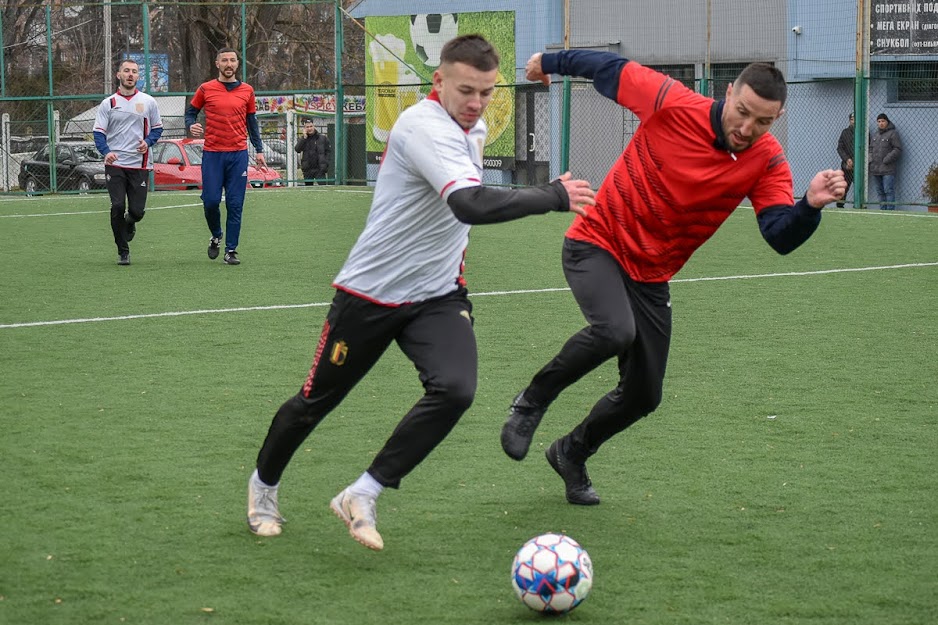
top-left (333, 92), bottom-right (487, 305)
top-left (93, 90), bottom-right (162, 169)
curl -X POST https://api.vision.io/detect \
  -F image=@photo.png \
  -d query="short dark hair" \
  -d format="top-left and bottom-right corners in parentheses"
top-left (735, 63), bottom-right (787, 107)
top-left (117, 59), bottom-right (138, 71)
top-left (216, 47), bottom-right (238, 59)
top-left (439, 35), bottom-right (499, 72)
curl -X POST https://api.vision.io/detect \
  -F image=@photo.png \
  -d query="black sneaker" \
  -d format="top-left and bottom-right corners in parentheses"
top-left (501, 390), bottom-right (547, 460)
top-left (546, 439), bottom-right (600, 506)
top-left (125, 219), bottom-right (136, 242)
top-left (117, 252), bottom-right (130, 266)
top-left (208, 236), bottom-right (221, 260)
top-left (224, 250), bottom-right (240, 265)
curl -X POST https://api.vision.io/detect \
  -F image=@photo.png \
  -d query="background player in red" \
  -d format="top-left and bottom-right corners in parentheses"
top-left (501, 50), bottom-right (846, 505)
top-left (185, 48), bottom-right (267, 265)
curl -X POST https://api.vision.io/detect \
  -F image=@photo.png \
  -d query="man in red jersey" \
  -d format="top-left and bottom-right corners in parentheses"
top-left (185, 48), bottom-right (267, 266)
top-left (500, 50), bottom-right (846, 505)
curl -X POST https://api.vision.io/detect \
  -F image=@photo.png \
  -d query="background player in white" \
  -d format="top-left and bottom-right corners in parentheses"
top-left (247, 35), bottom-right (596, 550)
top-left (93, 59), bottom-right (163, 265)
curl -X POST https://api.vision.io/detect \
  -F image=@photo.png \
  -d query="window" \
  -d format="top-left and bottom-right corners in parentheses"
top-left (709, 62), bottom-right (752, 99)
top-left (871, 61), bottom-right (938, 102)
top-left (648, 64), bottom-right (696, 90)
top-left (154, 144), bottom-right (183, 165)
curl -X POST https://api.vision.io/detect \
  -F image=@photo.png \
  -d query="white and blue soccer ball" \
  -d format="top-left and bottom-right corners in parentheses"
top-left (409, 13), bottom-right (458, 67)
top-left (511, 533), bottom-right (593, 614)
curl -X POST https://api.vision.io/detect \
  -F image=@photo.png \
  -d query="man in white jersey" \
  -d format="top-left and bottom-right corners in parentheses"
top-left (247, 35), bottom-right (596, 550)
top-left (93, 59), bottom-right (163, 265)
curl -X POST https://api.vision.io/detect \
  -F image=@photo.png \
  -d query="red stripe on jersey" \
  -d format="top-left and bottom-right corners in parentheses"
top-left (440, 180), bottom-right (457, 197)
top-left (439, 178), bottom-right (481, 198)
top-left (302, 319), bottom-right (331, 397)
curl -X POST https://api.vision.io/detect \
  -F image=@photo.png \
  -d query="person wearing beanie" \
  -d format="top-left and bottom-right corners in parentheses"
top-left (869, 113), bottom-right (902, 210)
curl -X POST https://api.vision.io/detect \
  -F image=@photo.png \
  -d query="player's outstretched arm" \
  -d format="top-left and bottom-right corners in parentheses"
top-left (447, 174), bottom-right (594, 225)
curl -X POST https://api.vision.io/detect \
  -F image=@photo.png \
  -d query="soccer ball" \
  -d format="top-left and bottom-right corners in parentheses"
top-left (409, 13), bottom-right (459, 67)
top-left (511, 533), bottom-right (593, 614)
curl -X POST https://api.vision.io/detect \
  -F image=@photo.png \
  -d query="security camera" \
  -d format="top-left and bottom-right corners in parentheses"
top-left (792, 25), bottom-right (803, 35)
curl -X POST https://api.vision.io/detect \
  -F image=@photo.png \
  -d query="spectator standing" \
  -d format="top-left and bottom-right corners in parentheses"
top-left (185, 47), bottom-right (267, 265)
top-left (295, 121), bottom-right (332, 185)
top-left (93, 59), bottom-right (164, 266)
top-left (869, 113), bottom-right (902, 210)
top-left (836, 113), bottom-right (855, 208)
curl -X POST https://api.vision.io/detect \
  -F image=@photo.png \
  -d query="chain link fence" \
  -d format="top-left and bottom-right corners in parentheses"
top-left (1, 1), bottom-right (937, 209)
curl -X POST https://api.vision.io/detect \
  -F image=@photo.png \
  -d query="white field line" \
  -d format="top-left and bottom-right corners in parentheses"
top-left (0, 202), bottom-right (203, 218)
top-left (0, 187), bottom-right (373, 217)
top-left (2, 262), bottom-right (935, 330)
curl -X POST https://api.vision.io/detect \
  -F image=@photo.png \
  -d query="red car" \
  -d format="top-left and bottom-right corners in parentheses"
top-left (151, 138), bottom-right (282, 190)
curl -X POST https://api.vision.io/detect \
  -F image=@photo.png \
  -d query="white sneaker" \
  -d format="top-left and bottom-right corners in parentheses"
top-left (330, 488), bottom-right (383, 551)
top-left (247, 474), bottom-right (284, 537)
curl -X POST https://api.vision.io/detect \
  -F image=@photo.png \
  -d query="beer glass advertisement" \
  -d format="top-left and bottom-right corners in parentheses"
top-left (364, 12), bottom-right (515, 170)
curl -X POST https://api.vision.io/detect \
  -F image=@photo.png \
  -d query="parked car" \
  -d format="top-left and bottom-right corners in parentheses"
top-left (152, 138), bottom-right (282, 190)
top-left (250, 138), bottom-right (288, 168)
top-left (18, 141), bottom-right (107, 195)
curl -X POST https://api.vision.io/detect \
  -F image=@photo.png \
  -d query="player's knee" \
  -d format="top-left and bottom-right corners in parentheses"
top-left (607, 384), bottom-right (662, 419)
top-left (287, 392), bottom-right (331, 428)
top-left (435, 376), bottom-right (476, 415)
top-left (591, 321), bottom-right (636, 356)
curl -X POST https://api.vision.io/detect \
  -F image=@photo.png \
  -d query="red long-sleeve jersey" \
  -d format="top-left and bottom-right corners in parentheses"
top-left (551, 54), bottom-right (794, 283)
top-left (189, 80), bottom-right (257, 152)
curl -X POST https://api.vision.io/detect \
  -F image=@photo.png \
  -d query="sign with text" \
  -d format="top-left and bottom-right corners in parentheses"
top-left (871, 2), bottom-right (938, 54)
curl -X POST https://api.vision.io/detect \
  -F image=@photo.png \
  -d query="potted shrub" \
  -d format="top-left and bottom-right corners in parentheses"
top-left (923, 161), bottom-right (938, 213)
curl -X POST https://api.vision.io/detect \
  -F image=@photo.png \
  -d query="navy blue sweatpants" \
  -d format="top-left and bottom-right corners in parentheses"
top-left (201, 150), bottom-right (248, 252)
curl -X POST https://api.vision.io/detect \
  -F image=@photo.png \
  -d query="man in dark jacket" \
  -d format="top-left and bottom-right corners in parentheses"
top-left (869, 113), bottom-right (902, 210)
top-left (836, 113), bottom-right (854, 207)
top-left (295, 121), bottom-right (331, 185)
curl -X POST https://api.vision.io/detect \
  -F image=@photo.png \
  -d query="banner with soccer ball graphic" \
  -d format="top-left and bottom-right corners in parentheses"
top-left (364, 12), bottom-right (515, 170)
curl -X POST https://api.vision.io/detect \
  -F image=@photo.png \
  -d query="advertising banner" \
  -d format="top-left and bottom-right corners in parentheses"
top-left (871, 2), bottom-right (938, 54)
top-left (364, 12), bottom-right (516, 169)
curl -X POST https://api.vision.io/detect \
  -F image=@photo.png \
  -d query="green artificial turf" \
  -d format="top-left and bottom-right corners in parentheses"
top-left (1, 188), bottom-right (936, 624)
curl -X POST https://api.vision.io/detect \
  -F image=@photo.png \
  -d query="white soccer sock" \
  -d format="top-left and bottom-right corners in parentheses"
top-left (252, 469), bottom-right (279, 490)
top-left (348, 471), bottom-right (383, 499)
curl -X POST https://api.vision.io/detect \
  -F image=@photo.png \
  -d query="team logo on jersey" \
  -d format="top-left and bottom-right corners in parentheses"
top-left (135, 103), bottom-right (145, 113)
top-left (329, 340), bottom-right (348, 366)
